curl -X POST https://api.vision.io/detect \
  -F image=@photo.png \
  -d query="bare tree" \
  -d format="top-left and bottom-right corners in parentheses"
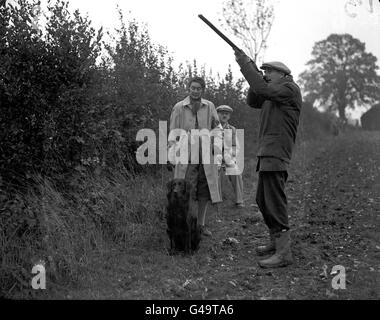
top-left (220, 0), bottom-right (274, 64)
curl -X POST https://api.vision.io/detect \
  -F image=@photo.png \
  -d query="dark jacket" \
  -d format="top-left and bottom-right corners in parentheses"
top-left (240, 62), bottom-right (302, 163)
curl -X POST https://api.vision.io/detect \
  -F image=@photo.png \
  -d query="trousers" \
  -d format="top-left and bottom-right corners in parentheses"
top-left (218, 168), bottom-right (244, 204)
top-left (256, 171), bottom-right (289, 233)
top-left (185, 164), bottom-right (211, 201)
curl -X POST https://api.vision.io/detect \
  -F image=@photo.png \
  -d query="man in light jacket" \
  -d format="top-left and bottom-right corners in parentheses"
top-left (168, 76), bottom-right (222, 237)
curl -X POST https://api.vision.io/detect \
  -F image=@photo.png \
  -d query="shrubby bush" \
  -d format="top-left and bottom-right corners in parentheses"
top-left (0, 0), bottom-right (103, 182)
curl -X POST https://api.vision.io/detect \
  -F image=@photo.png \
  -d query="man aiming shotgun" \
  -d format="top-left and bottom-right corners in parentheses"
top-left (199, 15), bottom-right (302, 268)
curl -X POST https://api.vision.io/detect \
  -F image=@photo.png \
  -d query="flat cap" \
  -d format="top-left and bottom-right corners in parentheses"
top-left (260, 61), bottom-right (291, 75)
top-left (216, 105), bottom-right (233, 113)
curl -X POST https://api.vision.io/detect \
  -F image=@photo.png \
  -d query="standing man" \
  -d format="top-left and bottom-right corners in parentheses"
top-left (168, 76), bottom-right (222, 237)
top-left (216, 105), bottom-right (245, 208)
top-left (235, 51), bottom-right (302, 268)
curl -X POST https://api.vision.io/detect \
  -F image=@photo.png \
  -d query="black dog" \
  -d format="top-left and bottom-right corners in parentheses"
top-left (166, 179), bottom-right (201, 254)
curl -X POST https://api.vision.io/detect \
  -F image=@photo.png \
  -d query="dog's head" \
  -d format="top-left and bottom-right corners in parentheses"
top-left (167, 179), bottom-right (191, 199)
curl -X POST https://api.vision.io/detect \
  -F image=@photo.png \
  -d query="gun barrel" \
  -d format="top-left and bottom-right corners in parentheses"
top-left (198, 14), bottom-right (241, 51)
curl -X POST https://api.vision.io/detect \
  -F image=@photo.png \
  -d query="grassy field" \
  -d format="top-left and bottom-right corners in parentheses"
top-left (1, 130), bottom-right (379, 300)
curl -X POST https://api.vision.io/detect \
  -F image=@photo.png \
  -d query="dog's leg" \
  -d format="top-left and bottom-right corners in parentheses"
top-left (187, 229), bottom-right (192, 254)
top-left (167, 228), bottom-right (174, 255)
top-left (190, 216), bottom-right (201, 252)
top-left (182, 228), bottom-right (189, 254)
top-left (170, 236), bottom-right (174, 252)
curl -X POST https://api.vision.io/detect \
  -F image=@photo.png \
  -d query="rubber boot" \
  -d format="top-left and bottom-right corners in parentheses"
top-left (258, 230), bottom-right (293, 268)
top-left (256, 230), bottom-right (276, 256)
top-left (199, 225), bottom-right (212, 237)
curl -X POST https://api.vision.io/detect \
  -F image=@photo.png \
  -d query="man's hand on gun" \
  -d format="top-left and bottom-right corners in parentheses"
top-left (234, 49), bottom-right (251, 66)
top-left (234, 49), bottom-right (268, 82)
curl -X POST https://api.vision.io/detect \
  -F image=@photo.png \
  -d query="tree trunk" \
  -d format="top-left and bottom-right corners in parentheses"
top-left (338, 104), bottom-right (347, 122)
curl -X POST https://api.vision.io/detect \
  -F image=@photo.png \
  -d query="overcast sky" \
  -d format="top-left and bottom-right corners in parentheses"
top-left (32, 0), bottom-right (380, 119)
top-left (64, 0), bottom-right (380, 80)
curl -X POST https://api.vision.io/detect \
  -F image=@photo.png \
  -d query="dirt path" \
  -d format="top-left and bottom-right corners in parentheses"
top-left (53, 131), bottom-right (380, 300)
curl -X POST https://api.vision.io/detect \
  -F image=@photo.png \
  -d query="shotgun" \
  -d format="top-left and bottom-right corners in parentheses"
top-left (198, 14), bottom-right (265, 78)
top-left (198, 14), bottom-right (243, 53)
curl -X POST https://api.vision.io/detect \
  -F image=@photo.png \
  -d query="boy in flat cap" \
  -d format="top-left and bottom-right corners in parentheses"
top-left (216, 105), bottom-right (245, 208)
top-left (234, 51), bottom-right (302, 268)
